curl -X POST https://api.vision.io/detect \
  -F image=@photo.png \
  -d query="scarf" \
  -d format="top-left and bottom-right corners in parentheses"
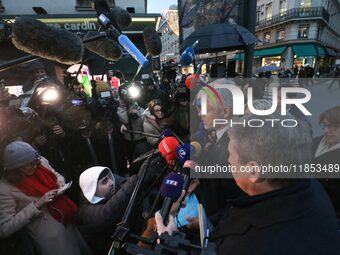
top-left (16, 164), bottom-right (77, 225)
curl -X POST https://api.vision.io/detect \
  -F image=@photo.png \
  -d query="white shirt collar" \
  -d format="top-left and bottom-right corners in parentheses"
top-left (216, 125), bottom-right (229, 141)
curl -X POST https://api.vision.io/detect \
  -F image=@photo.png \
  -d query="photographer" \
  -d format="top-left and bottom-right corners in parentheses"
top-left (86, 81), bottom-right (126, 171)
top-left (137, 74), bottom-right (169, 109)
top-left (117, 98), bottom-right (149, 175)
top-left (22, 78), bottom-right (69, 176)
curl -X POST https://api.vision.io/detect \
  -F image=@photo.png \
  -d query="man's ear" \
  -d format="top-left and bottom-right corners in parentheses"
top-left (222, 106), bottom-right (231, 118)
top-left (246, 161), bottom-right (261, 184)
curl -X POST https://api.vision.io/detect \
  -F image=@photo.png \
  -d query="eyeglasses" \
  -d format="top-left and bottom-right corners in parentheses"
top-left (319, 122), bottom-right (340, 130)
top-left (154, 109), bottom-right (162, 113)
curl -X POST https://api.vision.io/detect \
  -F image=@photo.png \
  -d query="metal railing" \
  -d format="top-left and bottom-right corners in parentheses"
top-left (256, 7), bottom-right (330, 29)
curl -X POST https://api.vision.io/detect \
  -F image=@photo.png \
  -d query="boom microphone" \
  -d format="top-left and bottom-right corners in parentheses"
top-left (84, 31), bottom-right (122, 61)
top-left (160, 172), bottom-right (184, 224)
top-left (11, 17), bottom-right (84, 65)
top-left (95, 0), bottom-right (148, 66)
top-left (110, 6), bottom-right (132, 28)
top-left (143, 26), bottom-right (162, 56)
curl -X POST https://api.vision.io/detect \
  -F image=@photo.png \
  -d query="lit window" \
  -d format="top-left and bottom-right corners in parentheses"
top-left (298, 25), bottom-right (309, 38)
top-left (266, 3), bottom-right (273, 20)
top-left (276, 29), bottom-right (285, 40)
top-left (263, 32), bottom-right (271, 43)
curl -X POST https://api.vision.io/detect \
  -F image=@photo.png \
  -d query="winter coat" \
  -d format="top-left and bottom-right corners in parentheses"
top-left (0, 158), bottom-right (91, 255)
top-left (210, 180), bottom-right (340, 255)
top-left (313, 136), bottom-right (340, 217)
top-left (77, 157), bottom-right (165, 254)
top-left (142, 109), bottom-right (167, 146)
top-left (77, 174), bottom-right (138, 255)
top-left (117, 102), bottom-right (145, 141)
top-left (196, 130), bottom-right (244, 218)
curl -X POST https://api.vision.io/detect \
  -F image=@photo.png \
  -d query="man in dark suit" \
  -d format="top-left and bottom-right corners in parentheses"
top-left (210, 113), bottom-right (340, 254)
top-left (193, 82), bottom-right (243, 219)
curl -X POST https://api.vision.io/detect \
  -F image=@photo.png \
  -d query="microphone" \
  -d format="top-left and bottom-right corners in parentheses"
top-left (158, 136), bottom-right (180, 157)
top-left (180, 160), bottom-right (199, 196)
top-left (133, 136), bottom-right (179, 164)
top-left (159, 136), bottom-right (180, 168)
top-left (160, 172), bottom-right (184, 224)
top-left (84, 31), bottom-right (122, 61)
top-left (180, 40), bottom-right (199, 67)
top-left (143, 26), bottom-right (162, 56)
top-left (190, 141), bottom-right (202, 158)
top-left (176, 143), bottom-right (193, 164)
top-left (160, 129), bottom-right (184, 145)
top-left (123, 129), bottom-right (160, 138)
top-left (11, 17), bottom-right (84, 65)
top-left (94, 0), bottom-right (149, 66)
top-left (110, 6), bottom-right (132, 28)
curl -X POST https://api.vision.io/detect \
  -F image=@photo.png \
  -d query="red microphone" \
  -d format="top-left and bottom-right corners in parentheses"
top-left (185, 74), bottom-right (200, 90)
top-left (158, 136), bottom-right (180, 168)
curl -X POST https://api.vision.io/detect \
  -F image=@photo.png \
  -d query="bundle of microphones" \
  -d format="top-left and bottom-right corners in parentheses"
top-left (110, 128), bottom-right (213, 254)
top-left (9, 0), bottom-right (162, 68)
top-left (124, 128), bottom-right (202, 221)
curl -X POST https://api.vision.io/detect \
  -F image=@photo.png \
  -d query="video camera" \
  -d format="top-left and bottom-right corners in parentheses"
top-left (161, 61), bottom-right (178, 85)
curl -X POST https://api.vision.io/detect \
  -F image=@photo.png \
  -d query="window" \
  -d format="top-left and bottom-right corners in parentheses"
top-left (300, 0), bottom-right (311, 13)
top-left (266, 3), bottom-right (273, 21)
top-left (298, 24), bottom-right (309, 38)
top-left (263, 32), bottom-right (271, 44)
top-left (279, 0), bottom-right (287, 15)
top-left (276, 29), bottom-right (285, 41)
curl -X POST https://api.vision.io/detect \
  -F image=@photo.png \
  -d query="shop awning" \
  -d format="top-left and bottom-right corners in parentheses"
top-left (315, 45), bottom-right (326, 56)
top-left (326, 47), bottom-right (337, 56)
top-left (231, 52), bottom-right (244, 60)
top-left (293, 44), bottom-right (318, 57)
top-left (254, 46), bottom-right (286, 57)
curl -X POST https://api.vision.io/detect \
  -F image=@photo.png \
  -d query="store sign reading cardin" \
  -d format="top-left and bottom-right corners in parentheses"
top-left (46, 21), bottom-right (97, 31)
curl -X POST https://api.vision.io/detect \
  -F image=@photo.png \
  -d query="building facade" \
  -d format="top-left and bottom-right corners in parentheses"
top-left (233, 0), bottom-right (340, 74)
top-left (158, 6), bottom-right (180, 63)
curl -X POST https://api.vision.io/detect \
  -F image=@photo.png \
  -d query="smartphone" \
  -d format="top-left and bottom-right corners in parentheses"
top-left (57, 181), bottom-right (73, 195)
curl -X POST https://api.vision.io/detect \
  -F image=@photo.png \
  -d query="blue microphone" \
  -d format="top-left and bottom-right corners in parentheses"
top-left (160, 172), bottom-right (184, 224)
top-left (180, 40), bottom-right (199, 66)
top-left (118, 35), bottom-right (149, 66)
top-left (176, 143), bottom-right (194, 164)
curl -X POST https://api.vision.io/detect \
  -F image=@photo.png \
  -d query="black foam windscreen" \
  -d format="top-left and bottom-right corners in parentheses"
top-left (143, 26), bottom-right (162, 56)
top-left (84, 31), bottom-right (122, 61)
top-left (11, 17), bottom-right (84, 65)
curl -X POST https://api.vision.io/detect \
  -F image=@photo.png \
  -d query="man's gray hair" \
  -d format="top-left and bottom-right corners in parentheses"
top-left (228, 112), bottom-right (313, 169)
top-left (246, 99), bottom-right (273, 111)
